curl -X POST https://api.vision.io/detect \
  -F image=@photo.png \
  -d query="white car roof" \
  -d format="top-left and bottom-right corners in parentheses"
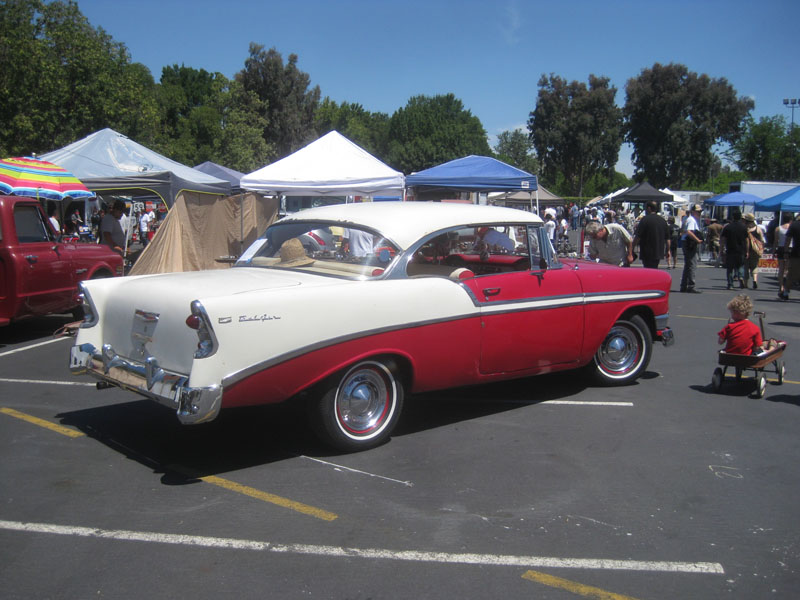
top-left (278, 202), bottom-right (543, 250)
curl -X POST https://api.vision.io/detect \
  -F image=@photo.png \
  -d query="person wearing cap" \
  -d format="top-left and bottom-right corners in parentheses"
top-left (743, 212), bottom-right (764, 289)
top-left (719, 208), bottom-right (749, 290)
top-left (679, 204), bottom-right (704, 293)
top-left (705, 218), bottom-right (724, 266)
top-left (100, 199), bottom-right (127, 256)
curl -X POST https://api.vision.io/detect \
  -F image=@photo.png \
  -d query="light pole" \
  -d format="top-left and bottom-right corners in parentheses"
top-left (783, 98), bottom-right (798, 181)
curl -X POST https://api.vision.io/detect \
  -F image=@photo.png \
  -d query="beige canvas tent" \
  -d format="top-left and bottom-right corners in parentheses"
top-left (129, 191), bottom-right (278, 275)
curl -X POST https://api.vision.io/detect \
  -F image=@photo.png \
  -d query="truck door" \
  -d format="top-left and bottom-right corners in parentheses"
top-left (13, 204), bottom-right (75, 315)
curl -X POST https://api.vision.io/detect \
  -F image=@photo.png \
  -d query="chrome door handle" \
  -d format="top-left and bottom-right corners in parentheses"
top-left (25, 254), bottom-right (38, 264)
top-left (483, 288), bottom-right (501, 297)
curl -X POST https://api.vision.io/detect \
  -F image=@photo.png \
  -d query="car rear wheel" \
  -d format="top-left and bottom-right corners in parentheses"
top-left (591, 315), bottom-right (652, 385)
top-left (309, 359), bottom-right (404, 452)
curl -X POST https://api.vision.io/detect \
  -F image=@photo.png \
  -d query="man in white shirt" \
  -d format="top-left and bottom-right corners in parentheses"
top-left (679, 204), bottom-right (704, 293)
top-left (138, 208), bottom-right (154, 248)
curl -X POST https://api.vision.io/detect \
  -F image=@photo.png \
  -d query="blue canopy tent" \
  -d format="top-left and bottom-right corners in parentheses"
top-left (405, 155), bottom-right (537, 208)
top-left (754, 185), bottom-right (800, 212)
top-left (704, 191), bottom-right (763, 207)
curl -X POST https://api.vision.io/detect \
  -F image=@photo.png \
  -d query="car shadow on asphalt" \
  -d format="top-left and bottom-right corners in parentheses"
top-left (55, 368), bottom-right (650, 482)
top-left (0, 314), bottom-right (76, 347)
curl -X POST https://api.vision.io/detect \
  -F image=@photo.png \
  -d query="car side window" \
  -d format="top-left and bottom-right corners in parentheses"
top-left (407, 224), bottom-right (534, 278)
top-left (14, 205), bottom-right (51, 243)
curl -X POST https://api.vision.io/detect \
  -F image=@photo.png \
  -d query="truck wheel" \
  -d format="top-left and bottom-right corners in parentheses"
top-left (591, 315), bottom-right (652, 385)
top-left (309, 359), bottom-right (404, 452)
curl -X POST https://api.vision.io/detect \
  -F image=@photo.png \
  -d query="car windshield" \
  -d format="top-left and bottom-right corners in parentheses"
top-left (236, 221), bottom-right (400, 280)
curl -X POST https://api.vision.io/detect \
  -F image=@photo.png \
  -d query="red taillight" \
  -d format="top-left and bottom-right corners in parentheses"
top-left (308, 231), bottom-right (325, 245)
top-left (185, 314), bottom-right (201, 329)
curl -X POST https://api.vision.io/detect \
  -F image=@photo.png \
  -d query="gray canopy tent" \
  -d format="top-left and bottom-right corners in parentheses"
top-left (41, 128), bottom-right (231, 208)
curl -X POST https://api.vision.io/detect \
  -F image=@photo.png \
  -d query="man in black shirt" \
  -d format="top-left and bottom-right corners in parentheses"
top-left (780, 214), bottom-right (800, 301)
top-left (633, 201), bottom-right (671, 269)
top-left (719, 209), bottom-right (749, 289)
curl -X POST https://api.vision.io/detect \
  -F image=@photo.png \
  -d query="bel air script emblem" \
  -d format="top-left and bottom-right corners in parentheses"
top-left (130, 309), bottom-right (159, 361)
top-left (239, 314), bottom-right (282, 323)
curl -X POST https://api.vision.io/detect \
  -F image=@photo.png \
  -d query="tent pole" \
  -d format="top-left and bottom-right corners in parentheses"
top-left (536, 189), bottom-right (540, 215)
top-left (240, 192), bottom-right (244, 257)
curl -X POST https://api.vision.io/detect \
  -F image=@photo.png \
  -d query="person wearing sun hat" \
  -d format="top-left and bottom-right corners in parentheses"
top-left (274, 238), bottom-right (314, 268)
top-left (742, 213), bottom-right (764, 289)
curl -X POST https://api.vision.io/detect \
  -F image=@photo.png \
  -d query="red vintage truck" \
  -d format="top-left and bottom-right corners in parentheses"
top-left (0, 195), bottom-right (124, 326)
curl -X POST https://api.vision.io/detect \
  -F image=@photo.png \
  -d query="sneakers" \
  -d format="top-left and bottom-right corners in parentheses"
top-left (778, 292), bottom-right (789, 301)
top-left (685, 288), bottom-right (702, 294)
top-left (753, 281), bottom-right (758, 289)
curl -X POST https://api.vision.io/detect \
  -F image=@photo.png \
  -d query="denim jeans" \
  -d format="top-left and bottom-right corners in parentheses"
top-left (680, 244), bottom-right (698, 290)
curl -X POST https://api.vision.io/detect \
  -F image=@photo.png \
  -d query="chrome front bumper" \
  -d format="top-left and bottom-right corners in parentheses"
top-left (69, 343), bottom-right (222, 424)
top-left (654, 313), bottom-right (675, 347)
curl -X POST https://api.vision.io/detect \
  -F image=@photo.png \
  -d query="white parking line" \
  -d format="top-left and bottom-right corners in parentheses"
top-left (0, 519), bottom-right (724, 574)
top-left (299, 455), bottom-right (414, 487)
top-left (0, 337), bottom-right (70, 358)
top-left (542, 401), bottom-right (634, 406)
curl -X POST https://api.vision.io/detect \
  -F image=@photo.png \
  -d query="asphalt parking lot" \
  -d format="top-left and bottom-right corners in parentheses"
top-left (1, 261), bottom-right (799, 599)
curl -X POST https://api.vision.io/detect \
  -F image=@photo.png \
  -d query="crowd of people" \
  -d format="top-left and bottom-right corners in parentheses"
top-left (577, 199), bottom-right (799, 302)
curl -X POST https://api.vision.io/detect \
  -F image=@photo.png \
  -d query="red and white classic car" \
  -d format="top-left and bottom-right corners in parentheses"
top-left (70, 202), bottom-right (674, 451)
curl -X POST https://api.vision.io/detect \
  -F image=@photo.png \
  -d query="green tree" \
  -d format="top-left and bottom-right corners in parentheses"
top-left (493, 129), bottom-right (537, 175)
top-left (387, 94), bottom-right (491, 174)
top-left (0, 0), bottom-right (159, 156)
top-left (213, 79), bottom-right (273, 173)
top-left (528, 74), bottom-right (623, 197)
top-left (727, 115), bottom-right (800, 182)
top-left (153, 65), bottom-right (229, 165)
top-left (237, 44), bottom-right (320, 159)
top-left (315, 98), bottom-right (390, 158)
top-left (623, 62), bottom-right (753, 189)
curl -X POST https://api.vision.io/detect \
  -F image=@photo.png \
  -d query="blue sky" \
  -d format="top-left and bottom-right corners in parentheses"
top-left (77, 0), bottom-right (800, 175)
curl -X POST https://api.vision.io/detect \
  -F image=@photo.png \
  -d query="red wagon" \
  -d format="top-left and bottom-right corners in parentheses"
top-left (712, 312), bottom-right (787, 398)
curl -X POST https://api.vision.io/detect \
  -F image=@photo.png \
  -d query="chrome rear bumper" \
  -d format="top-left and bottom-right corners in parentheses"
top-left (69, 343), bottom-right (221, 424)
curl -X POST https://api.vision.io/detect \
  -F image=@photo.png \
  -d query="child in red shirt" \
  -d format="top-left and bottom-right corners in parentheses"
top-left (718, 294), bottom-right (763, 355)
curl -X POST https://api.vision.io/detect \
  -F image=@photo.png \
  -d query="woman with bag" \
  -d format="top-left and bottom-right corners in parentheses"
top-left (743, 213), bottom-right (764, 289)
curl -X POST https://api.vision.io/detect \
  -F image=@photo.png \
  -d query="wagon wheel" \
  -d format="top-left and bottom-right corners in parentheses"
top-left (711, 367), bottom-right (723, 392)
top-left (308, 359), bottom-right (404, 452)
top-left (755, 373), bottom-right (767, 399)
top-left (777, 361), bottom-right (785, 385)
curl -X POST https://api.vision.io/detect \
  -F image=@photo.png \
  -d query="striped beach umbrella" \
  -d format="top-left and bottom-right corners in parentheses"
top-left (0, 156), bottom-right (95, 201)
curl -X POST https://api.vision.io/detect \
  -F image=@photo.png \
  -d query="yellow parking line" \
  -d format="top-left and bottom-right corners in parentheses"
top-left (522, 569), bottom-right (640, 599)
top-left (675, 314), bottom-right (727, 321)
top-left (0, 407), bottom-right (84, 438)
top-left (199, 474), bottom-right (338, 522)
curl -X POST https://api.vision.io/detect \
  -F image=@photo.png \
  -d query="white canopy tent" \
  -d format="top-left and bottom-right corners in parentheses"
top-left (241, 131), bottom-right (404, 197)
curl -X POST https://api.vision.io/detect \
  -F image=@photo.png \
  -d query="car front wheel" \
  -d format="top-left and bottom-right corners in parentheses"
top-left (309, 359), bottom-right (404, 452)
top-left (591, 315), bottom-right (652, 385)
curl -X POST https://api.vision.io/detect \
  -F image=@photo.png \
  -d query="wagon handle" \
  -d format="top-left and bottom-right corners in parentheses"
top-left (754, 310), bottom-right (766, 338)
